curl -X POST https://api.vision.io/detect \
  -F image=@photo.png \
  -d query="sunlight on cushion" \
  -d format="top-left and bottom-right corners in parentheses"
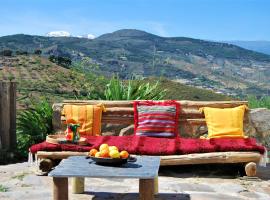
top-left (62, 104), bottom-right (106, 136)
top-left (199, 105), bottom-right (248, 139)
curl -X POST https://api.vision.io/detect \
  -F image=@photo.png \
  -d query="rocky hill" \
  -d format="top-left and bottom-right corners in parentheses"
top-left (0, 55), bottom-right (229, 108)
top-left (1, 29), bottom-right (270, 97)
top-left (0, 55), bottom-right (105, 108)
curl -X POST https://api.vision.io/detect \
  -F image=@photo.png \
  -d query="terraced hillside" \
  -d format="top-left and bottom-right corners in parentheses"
top-left (0, 55), bottom-right (229, 108)
top-left (0, 55), bottom-right (105, 108)
top-left (0, 29), bottom-right (270, 96)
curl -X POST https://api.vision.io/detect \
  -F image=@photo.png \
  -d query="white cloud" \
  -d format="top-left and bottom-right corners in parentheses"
top-left (46, 30), bottom-right (95, 39)
top-left (86, 34), bottom-right (95, 39)
top-left (46, 31), bottom-right (71, 37)
top-left (77, 34), bottom-right (96, 39)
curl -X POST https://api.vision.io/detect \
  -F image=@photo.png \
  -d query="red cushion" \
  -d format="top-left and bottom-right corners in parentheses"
top-left (29, 136), bottom-right (266, 155)
top-left (134, 100), bottom-right (180, 138)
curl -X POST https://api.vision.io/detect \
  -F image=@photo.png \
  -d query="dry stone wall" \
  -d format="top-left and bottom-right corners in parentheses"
top-left (248, 108), bottom-right (270, 148)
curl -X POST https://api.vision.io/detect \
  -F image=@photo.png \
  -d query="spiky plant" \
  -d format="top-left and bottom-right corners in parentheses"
top-left (104, 76), bottom-right (166, 100)
top-left (16, 99), bottom-right (53, 157)
top-left (248, 95), bottom-right (270, 109)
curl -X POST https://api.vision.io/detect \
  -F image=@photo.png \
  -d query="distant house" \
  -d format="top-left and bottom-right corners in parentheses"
top-left (215, 91), bottom-right (223, 94)
top-left (119, 56), bottom-right (128, 61)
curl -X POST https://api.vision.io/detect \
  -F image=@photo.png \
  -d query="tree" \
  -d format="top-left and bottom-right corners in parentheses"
top-left (34, 49), bottom-right (42, 55)
top-left (49, 55), bottom-right (57, 63)
top-left (0, 49), bottom-right (13, 56)
top-left (49, 55), bottom-right (72, 68)
top-left (16, 50), bottom-right (28, 55)
top-left (72, 57), bottom-right (100, 74)
top-left (58, 56), bottom-right (72, 68)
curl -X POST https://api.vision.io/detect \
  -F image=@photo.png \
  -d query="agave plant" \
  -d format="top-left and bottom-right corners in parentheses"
top-left (16, 99), bottom-right (53, 157)
top-left (248, 95), bottom-right (270, 109)
top-left (104, 76), bottom-right (166, 100)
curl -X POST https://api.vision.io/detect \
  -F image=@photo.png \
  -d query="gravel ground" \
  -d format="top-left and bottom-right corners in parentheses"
top-left (0, 162), bottom-right (269, 200)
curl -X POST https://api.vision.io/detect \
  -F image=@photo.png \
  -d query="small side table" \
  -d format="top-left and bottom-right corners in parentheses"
top-left (49, 156), bottom-right (160, 200)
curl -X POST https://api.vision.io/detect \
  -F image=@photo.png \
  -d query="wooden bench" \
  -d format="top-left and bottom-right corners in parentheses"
top-left (37, 100), bottom-right (261, 177)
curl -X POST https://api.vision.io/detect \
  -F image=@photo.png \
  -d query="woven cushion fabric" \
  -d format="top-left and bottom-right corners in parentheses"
top-left (62, 104), bottom-right (106, 136)
top-left (30, 136), bottom-right (266, 155)
top-left (199, 105), bottom-right (247, 139)
top-left (134, 100), bottom-right (180, 138)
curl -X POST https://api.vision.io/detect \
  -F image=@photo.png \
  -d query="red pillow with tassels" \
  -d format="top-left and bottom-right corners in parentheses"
top-left (133, 100), bottom-right (180, 138)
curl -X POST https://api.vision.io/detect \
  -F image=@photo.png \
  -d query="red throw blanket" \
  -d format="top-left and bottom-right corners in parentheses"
top-left (30, 136), bottom-right (265, 155)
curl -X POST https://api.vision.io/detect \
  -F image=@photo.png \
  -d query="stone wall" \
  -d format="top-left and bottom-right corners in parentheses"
top-left (246, 108), bottom-right (270, 148)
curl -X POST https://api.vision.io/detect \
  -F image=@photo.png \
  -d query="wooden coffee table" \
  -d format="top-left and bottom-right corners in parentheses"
top-left (48, 156), bottom-right (160, 200)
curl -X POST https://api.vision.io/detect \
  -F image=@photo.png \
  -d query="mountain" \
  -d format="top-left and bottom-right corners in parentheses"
top-left (225, 41), bottom-right (270, 55)
top-left (0, 29), bottom-right (270, 97)
top-left (0, 55), bottom-right (102, 108)
top-left (0, 55), bottom-right (229, 109)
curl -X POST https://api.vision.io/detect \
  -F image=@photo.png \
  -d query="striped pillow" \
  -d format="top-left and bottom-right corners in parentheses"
top-left (134, 100), bottom-right (180, 138)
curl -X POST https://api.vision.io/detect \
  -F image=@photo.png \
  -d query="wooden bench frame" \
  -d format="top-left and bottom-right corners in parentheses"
top-left (37, 100), bottom-right (262, 178)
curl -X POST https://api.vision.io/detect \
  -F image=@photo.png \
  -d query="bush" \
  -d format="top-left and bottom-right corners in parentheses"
top-left (49, 55), bottom-right (56, 62)
top-left (34, 49), bottom-right (42, 55)
top-left (104, 76), bottom-right (166, 100)
top-left (248, 96), bottom-right (270, 109)
top-left (16, 99), bottom-right (53, 157)
top-left (0, 49), bottom-right (13, 56)
top-left (16, 50), bottom-right (28, 55)
top-left (49, 55), bottom-right (72, 68)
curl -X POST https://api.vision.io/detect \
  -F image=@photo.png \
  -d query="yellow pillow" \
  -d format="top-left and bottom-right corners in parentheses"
top-left (62, 104), bottom-right (106, 136)
top-left (199, 105), bottom-right (248, 139)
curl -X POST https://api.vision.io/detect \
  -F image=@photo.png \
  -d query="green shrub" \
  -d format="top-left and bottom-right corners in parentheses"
top-left (0, 49), bottom-right (13, 56)
top-left (16, 98), bottom-right (53, 157)
top-left (0, 184), bottom-right (8, 192)
top-left (248, 96), bottom-right (270, 109)
top-left (49, 55), bottom-right (72, 68)
top-left (16, 50), bottom-right (28, 55)
top-left (104, 76), bottom-right (166, 100)
top-left (34, 49), bottom-right (42, 55)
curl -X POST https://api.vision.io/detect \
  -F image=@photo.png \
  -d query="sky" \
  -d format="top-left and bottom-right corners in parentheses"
top-left (0, 0), bottom-right (269, 41)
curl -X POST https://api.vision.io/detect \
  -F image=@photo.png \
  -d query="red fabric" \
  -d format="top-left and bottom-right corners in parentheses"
top-left (30, 136), bottom-right (265, 155)
top-left (133, 100), bottom-right (180, 138)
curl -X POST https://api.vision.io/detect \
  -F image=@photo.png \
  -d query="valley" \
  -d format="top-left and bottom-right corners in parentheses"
top-left (1, 29), bottom-right (270, 98)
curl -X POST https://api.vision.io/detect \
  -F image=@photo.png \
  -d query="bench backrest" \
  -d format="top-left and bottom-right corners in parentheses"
top-left (52, 100), bottom-right (249, 138)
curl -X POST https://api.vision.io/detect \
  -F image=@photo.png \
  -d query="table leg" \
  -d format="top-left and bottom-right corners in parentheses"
top-left (139, 178), bottom-right (154, 200)
top-left (53, 177), bottom-right (68, 200)
top-left (154, 176), bottom-right (159, 194)
top-left (71, 177), bottom-right (85, 194)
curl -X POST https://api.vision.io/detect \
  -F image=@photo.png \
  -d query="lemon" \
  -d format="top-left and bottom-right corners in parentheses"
top-left (95, 152), bottom-right (101, 158)
top-left (99, 143), bottom-right (109, 151)
top-left (109, 146), bottom-right (118, 152)
top-left (109, 150), bottom-right (120, 159)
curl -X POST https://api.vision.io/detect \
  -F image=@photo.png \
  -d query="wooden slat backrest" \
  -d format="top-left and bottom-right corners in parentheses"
top-left (52, 100), bottom-right (249, 138)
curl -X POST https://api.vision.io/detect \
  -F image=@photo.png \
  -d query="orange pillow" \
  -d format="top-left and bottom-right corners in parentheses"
top-left (62, 104), bottom-right (106, 136)
top-left (199, 105), bottom-right (248, 139)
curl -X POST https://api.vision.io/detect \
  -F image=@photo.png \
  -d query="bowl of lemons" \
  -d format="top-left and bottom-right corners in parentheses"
top-left (87, 144), bottom-right (136, 165)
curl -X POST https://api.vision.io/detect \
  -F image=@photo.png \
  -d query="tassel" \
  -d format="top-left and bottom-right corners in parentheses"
top-left (35, 153), bottom-right (39, 167)
top-left (28, 151), bottom-right (33, 165)
top-left (259, 147), bottom-right (268, 167)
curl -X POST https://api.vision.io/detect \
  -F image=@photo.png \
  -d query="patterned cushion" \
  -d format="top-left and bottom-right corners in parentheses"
top-left (134, 100), bottom-right (180, 138)
top-left (62, 104), bottom-right (106, 136)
